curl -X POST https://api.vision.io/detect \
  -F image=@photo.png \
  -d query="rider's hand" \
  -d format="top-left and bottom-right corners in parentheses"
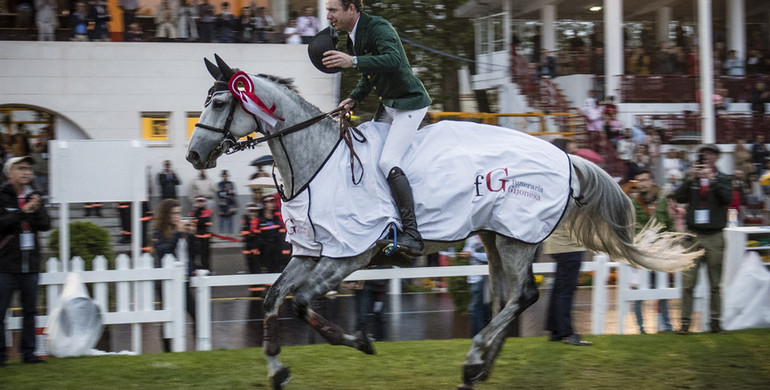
top-left (322, 50), bottom-right (355, 69)
top-left (338, 98), bottom-right (358, 112)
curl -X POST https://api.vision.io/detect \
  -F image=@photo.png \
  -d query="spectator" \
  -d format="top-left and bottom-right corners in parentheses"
top-left (155, 0), bottom-right (178, 41)
top-left (126, 22), bottom-right (144, 41)
top-left (189, 195), bottom-right (213, 271)
top-left (615, 129), bottom-right (636, 162)
top-left (625, 144), bottom-right (651, 183)
top-left (353, 277), bottom-right (388, 341)
top-left (255, 193), bottom-right (287, 273)
top-left (656, 42), bottom-right (675, 74)
top-left (296, 6), bottom-right (319, 44)
top-left (189, 170), bottom-right (216, 209)
top-left (197, 0), bottom-right (216, 42)
top-left (536, 49), bottom-right (557, 78)
top-left (70, 1), bottom-right (90, 41)
top-left (235, 6), bottom-right (256, 43)
top-left (629, 118), bottom-right (647, 145)
top-left (176, 0), bottom-right (198, 42)
top-left (0, 156), bottom-right (51, 366)
top-left (723, 50), bottom-right (745, 75)
top-left (88, 0), bottom-right (112, 41)
top-left (458, 234), bottom-right (490, 337)
top-left (746, 49), bottom-right (762, 74)
top-left (240, 202), bottom-right (263, 277)
top-left (750, 80), bottom-right (769, 115)
top-left (119, 0), bottom-right (139, 41)
top-left (216, 169), bottom-right (237, 234)
top-left (751, 134), bottom-right (769, 175)
top-left (544, 138), bottom-right (591, 346)
top-left (685, 46), bottom-right (699, 75)
top-left (733, 139), bottom-right (756, 182)
top-left (158, 160), bottom-right (180, 200)
top-left (674, 144), bottom-right (732, 335)
top-left (628, 169), bottom-right (674, 334)
top-left (216, 2), bottom-right (236, 43)
top-left (627, 47), bottom-right (650, 75)
top-left (283, 16), bottom-right (301, 44)
top-left (254, 7), bottom-right (276, 43)
top-left (35, 0), bottom-right (59, 41)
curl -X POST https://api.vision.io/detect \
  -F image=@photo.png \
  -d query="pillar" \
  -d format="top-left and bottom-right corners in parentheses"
top-left (604, 0), bottom-right (623, 99)
top-left (699, 0), bottom-right (715, 143)
top-left (656, 7), bottom-right (672, 45)
top-left (541, 5), bottom-right (556, 52)
top-left (726, 0), bottom-right (746, 60)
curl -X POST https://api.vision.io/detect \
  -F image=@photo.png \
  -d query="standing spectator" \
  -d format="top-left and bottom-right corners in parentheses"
top-left (615, 129), bottom-right (636, 162)
top-left (353, 276), bottom-right (388, 341)
top-left (0, 156), bottom-right (51, 366)
top-left (189, 195), bottom-right (213, 271)
top-left (750, 80), bottom-right (769, 115)
top-left (751, 134), bottom-right (769, 175)
top-left (158, 160), bottom-right (180, 201)
top-left (216, 2), bottom-right (236, 43)
top-left (176, 0), bottom-right (198, 42)
top-left (256, 194), bottom-right (287, 273)
top-left (240, 202), bottom-right (262, 275)
top-left (283, 15), bottom-right (301, 44)
top-left (155, 0), bottom-right (178, 41)
top-left (35, 0), bottom-right (59, 41)
top-left (535, 49), bottom-right (557, 78)
top-left (235, 6), bottom-right (256, 43)
top-left (197, 0), bottom-right (216, 42)
top-left (458, 234), bottom-right (490, 337)
top-left (70, 1), bottom-right (90, 41)
top-left (88, 0), bottom-right (112, 41)
top-left (150, 198), bottom-right (195, 352)
top-left (733, 139), bottom-right (756, 182)
top-left (189, 169), bottom-right (216, 209)
top-left (746, 49), bottom-right (762, 74)
top-left (254, 6), bottom-right (276, 43)
top-left (723, 50), bottom-right (745, 75)
top-left (627, 47), bottom-right (650, 75)
top-left (296, 6), bottom-right (319, 44)
top-left (216, 170), bottom-right (237, 234)
top-left (628, 169), bottom-right (674, 334)
top-left (685, 46), bottom-right (699, 75)
top-left (119, 0), bottom-right (139, 41)
top-left (674, 144), bottom-right (732, 334)
top-left (544, 139), bottom-right (591, 346)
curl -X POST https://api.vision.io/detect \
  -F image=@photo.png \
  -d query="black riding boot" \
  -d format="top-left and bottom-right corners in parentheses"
top-left (385, 167), bottom-right (423, 256)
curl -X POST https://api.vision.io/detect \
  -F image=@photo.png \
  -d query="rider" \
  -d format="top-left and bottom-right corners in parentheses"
top-left (322, 0), bottom-right (432, 256)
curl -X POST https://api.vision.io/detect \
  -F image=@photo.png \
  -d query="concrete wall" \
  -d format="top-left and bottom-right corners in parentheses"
top-left (0, 41), bottom-right (337, 201)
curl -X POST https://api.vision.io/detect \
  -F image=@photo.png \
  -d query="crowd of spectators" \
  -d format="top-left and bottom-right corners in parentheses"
top-left (1, 0), bottom-right (318, 44)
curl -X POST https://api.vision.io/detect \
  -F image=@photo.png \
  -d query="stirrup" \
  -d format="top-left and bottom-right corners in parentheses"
top-left (377, 223), bottom-right (399, 256)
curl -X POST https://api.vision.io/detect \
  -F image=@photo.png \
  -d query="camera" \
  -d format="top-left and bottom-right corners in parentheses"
top-left (697, 153), bottom-right (705, 165)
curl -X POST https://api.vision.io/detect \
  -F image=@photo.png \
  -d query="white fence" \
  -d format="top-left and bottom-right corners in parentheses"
top-left (7, 253), bottom-right (712, 355)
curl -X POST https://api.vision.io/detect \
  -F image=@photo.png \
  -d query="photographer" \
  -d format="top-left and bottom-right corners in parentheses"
top-left (0, 156), bottom-right (51, 365)
top-left (673, 144), bottom-right (732, 334)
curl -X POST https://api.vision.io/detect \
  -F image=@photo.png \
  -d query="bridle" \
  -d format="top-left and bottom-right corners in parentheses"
top-left (194, 84), bottom-right (366, 200)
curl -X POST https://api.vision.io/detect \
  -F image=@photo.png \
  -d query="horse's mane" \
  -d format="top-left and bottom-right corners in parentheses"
top-left (256, 74), bottom-right (299, 94)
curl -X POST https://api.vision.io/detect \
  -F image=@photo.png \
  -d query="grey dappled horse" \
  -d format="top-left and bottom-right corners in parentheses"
top-left (186, 55), bottom-right (700, 390)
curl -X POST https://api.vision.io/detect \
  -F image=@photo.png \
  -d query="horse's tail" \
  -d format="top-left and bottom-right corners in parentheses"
top-left (566, 155), bottom-right (701, 272)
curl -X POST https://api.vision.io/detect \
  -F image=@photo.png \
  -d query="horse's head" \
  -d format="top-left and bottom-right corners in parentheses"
top-left (187, 55), bottom-right (286, 170)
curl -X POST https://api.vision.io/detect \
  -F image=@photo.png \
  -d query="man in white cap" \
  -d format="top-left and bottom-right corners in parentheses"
top-left (0, 156), bottom-right (51, 366)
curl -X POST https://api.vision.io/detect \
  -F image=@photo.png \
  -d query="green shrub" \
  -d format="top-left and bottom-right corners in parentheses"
top-left (47, 221), bottom-right (115, 270)
top-left (447, 254), bottom-right (470, 316)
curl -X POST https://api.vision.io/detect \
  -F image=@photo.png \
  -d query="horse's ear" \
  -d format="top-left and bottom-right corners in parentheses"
top-left (214, 54), bottom-right (235, 80)
top-left (204, 57), bottom-right (221, 80)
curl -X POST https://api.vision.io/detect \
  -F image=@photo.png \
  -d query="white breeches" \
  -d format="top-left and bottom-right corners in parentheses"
top-left (376, 105), bottom-right (428, 176)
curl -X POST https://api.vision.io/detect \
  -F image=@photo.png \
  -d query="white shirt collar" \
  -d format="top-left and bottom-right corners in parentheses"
top-left (348, 15), bottom-right (361, 45)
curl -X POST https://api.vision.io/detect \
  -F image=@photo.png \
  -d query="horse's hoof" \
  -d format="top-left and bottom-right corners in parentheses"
top-left (354, 330), bottom-right (375, 355)
top-left (270, 366), bottom-right (292, 389)
top-left (463, 363), bottom-right (487, 385)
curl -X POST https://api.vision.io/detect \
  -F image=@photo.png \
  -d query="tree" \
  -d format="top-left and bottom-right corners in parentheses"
top-left (339, 0), bottom-right (475, 121)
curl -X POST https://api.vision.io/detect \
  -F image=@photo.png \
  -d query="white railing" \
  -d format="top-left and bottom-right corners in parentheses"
top-left (9, 253), bottom-right (713, 355)
top-left (5, 253), bottom-right (187, 355)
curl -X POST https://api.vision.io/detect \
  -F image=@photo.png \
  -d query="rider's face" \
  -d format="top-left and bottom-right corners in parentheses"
top-left (326, 0), bottom-right (357, 32)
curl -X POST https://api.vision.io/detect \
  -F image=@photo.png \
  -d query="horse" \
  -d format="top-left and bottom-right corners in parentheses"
top-left (186, 55), bottom-right (701, 390)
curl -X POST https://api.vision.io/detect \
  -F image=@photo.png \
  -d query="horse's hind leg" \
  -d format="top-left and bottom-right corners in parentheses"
top-left (263, 256), bottom-right (318, 389)
top-left (292, 250), bottom-right (376, 353)
top-left (459, 236), bottom-right (539, 390)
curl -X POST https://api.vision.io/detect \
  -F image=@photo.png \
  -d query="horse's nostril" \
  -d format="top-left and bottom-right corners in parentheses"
top-left (187, 151), bottom-right (200, 163)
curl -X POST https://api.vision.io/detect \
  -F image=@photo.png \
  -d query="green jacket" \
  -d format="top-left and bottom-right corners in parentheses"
top-left (347, 12), bottom-right (431, 110)
top-left (631, 192), bottom-right (674, 234)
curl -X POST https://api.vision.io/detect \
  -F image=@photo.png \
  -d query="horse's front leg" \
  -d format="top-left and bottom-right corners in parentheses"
top-left (292, 250), bottom-right (376, 353)
top-left (263, 256), bottom-right (317, 389)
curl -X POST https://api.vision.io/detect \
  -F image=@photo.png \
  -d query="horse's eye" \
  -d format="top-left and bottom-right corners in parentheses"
top-left (213, 100), bottom-right (226, 109)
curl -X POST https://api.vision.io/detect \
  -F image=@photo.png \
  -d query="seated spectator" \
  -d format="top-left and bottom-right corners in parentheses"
top-left (126, 22), bottom-right (144, 42)
top-left (156, 0), bottom-right (178, 41)
top-left (723, 50), bottom-right (745, 75)
top-left (70, 1), bottom-right (90, 41)
top-left (627, 47), bottom-right (650, 75)
top-left (88, 0), bottom-right (112, 41)
top-left (536, 49), bottom-right (557, 78)
top-left (751, 81), bottom-right (769, 115)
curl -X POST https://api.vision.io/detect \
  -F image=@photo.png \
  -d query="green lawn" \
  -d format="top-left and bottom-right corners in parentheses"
top-left (1, 329), bottom-right (768, 389)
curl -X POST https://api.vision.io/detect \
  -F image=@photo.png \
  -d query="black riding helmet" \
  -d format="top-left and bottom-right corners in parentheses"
top-left (307, 27), bottom-right (341, 74)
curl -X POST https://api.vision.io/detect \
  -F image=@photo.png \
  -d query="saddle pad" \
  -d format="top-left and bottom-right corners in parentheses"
top-left (282, 120), bottom-right (572, 258)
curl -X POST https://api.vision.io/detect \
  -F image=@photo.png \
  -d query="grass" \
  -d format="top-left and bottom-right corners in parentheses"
top-left (1, 329), bottom-right (768, 389)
